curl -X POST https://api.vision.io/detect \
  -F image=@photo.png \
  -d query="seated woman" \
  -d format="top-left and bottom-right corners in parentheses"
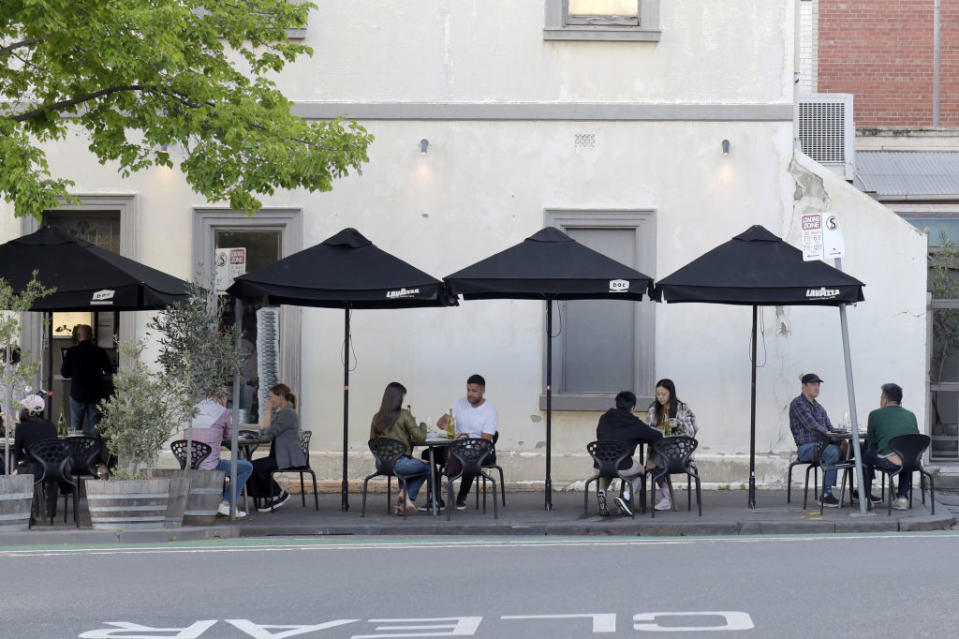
top-left (370, 381), bottom-right (431, 515)
top-left (645, 378), bottom-right (699, 511)
top-left (247, 383), bottom-right (305, 511)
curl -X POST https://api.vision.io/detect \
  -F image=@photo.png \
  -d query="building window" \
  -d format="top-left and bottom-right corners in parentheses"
top-left (541, 210), bottom-right (656, 411)
top-left (544, 0), bottom-right (661, 42)
top-left (194, 208), bottom-right (303, 411)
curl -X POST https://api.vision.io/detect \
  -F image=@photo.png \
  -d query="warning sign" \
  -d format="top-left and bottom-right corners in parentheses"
top-left (801, 213), bottom-right (823, 261)
top-left (215, 247), bottom-right (247, 292)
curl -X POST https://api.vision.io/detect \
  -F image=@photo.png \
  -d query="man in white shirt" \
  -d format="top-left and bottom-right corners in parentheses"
top-left (435, 374), bottom-right (498, 509)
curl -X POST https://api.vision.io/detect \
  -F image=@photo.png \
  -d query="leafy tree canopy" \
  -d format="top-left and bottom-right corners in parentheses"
top-left (0, 1), bottom-right (372, 219)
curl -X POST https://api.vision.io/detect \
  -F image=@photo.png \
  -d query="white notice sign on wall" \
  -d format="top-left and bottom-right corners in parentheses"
top-left (801, 213), bottom-right (823, 261)
top-left (215, 247), bottom-right (247, 292)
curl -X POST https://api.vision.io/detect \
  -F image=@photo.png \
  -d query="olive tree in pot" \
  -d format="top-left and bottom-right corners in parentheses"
top-left (149, 279), bottom-right (241, 524)
top-left (87, 339), bottom-right (182, 529)
top-left (0, 275), bottom-right (53, 531)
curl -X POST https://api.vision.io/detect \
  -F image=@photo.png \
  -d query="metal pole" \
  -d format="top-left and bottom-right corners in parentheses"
top-left (342, 306), bottom-right (350, 511)
top-left (749, 305), bottom-right (757, 509)
top-left (46, 312), bottom-right (53, 421)
top-left (229, 298), bottom-right (243, 519)
top-left (834, 258), bottom-right (868, 514)
top-left (545, 300), bottom-right (553, 511)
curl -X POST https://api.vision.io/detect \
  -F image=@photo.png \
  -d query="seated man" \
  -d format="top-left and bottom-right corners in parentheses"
top-left (11, 394), bottom-right (57, 476)
top-left (595, 391), bottom-right (663, 517)
top-left (184, 388), bottom-right (253, 518)
top-left (789, 373), bottom-right (844, 508)
top-left (434, 373), bottom-right (498, 510)
top-left (862, 383), bottom-right (920, 511)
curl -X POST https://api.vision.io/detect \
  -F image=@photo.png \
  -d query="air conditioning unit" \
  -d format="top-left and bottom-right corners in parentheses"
top-left (798, 93), bottom-right (855, 180)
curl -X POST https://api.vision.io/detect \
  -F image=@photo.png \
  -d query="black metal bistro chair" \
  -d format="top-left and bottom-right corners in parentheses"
top-left (62, 435), bottom-right (102, 487)
top-left (170, 439), bottom-right (212, 470)
top-left (786, 452), bottom-right (818, 505)
top-left (873, 434), bottom-right (934, 516)
top-left (475, 431), bottom-right (506, 509)
top-left (28, 439), bottom-right (79, 527)
top-left (362, 438), bottom-right (433, 518)
top-left (584, 440), bottom-right (645, 518)
top-left (268, 430), bottom-right (318, 511)
top-left (444, 438), bottom-right (498, 520)
top-left (647, 436), bottom-right (701, 518)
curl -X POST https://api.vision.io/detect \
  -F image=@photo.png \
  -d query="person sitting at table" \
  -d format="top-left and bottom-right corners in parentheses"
top-left (247, 383), bottom-right (304, 511)
top-left (862, 383), bottom-right (919, 511)
top-left (596, 391), bottom-right (662, 517)
top-left (183, 387), bottom-right (253, 518)
top-left (370, 381), bottom-right (431, 515)
top-left (432, 373), bottom-right (498, 511)
top-left (789, 372), bottom-right (844, 508)
top-left (645, 378), bottom-right (699, 511)
top-left (10, 393), bottom-right (57, 476)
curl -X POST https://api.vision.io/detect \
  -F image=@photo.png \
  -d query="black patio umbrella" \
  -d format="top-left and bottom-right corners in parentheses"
top-left (654, 225), bottom-right (866, 508)
top-left (227, 227), bottom-right (452, 511)
top-left (0, 225), bottom-right (192, 311)
top-left (445, 226), bottom-right (654, 510)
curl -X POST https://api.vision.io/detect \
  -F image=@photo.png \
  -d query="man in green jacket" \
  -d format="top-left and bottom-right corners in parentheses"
top-left (863, 383), bottom-right (920, 511)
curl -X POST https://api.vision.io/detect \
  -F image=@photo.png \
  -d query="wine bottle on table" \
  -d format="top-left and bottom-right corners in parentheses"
top-left (447, 408), bottom-right (455, 438)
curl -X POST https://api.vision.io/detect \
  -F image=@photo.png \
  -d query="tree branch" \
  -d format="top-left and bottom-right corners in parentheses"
top-left (9, 85), bottom-right (145, 122)
top-left (0, 36), bottom-right (47, 57)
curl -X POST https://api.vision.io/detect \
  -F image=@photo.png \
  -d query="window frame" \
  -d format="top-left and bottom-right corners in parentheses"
top-left (540, 209), bottom-right (657, 411)
top-left (194, 208), bottom-right (304, 399)
top-left (544, 0), bottom-right (661, 42)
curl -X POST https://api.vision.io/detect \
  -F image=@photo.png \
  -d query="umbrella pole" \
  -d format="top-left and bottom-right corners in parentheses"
top-left (46, 312), bottom-right (53, 421)
top-left (229, 299), bottom-right (243, 519)
top-left (749, 305), bottom-right (757, 509)
top-left (545, 300), bottom-right (553, 511)
top-left (342, 306), bottom-right (350, 512)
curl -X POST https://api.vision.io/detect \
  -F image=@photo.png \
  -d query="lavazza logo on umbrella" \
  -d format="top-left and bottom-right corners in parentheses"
top-left (805, 287), bottom-right (840, 299)
top-left (608, 279), bottom-right (630, 293)
top-left (90, 289), bottom-right (116, 305)
top-left (385, 287), bottom-right (420, 299)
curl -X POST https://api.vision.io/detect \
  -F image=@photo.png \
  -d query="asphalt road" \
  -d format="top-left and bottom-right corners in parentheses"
top-left (2, 533), bottom-right (956, 638)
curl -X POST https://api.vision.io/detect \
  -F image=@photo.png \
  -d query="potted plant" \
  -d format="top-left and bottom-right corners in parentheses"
top-left (0, 274), bottom-right (53, 531)
top-left (148, 278), bottom-right (241, 523)
top-left (87, 339), bottom-right (182, 529)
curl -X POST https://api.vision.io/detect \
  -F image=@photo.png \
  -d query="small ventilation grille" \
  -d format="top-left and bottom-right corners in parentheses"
top-left (799, 102), bottom-right (845, 163)
top-left (574, 133), bottom-right (595, 149)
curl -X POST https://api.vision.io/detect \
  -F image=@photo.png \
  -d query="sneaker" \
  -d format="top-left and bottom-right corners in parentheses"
top-left (597, 490), bottom-right (609, 517)
top-left (654, 496), bottom-right (671, 511)
top-left (455, 498), bottom-right (467, 511)
top-left (425, 498), bottom-right (445, 510)
top-left (268, 491), bottom-right (290, 511)
top-left (851, 491), bottom-right (883, 504)
top-left (821, 493), bottom-right (840, 508)
top-left (892, 496), bottom-right (909, 511)
top-left (614, 495), bottom-right (633, 517)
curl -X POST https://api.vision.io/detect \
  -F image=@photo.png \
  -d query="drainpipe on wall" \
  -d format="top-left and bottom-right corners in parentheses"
top-left (934, 0), bottom-right (941, 126)
top-left (793, 0), bottom-right (802, 153)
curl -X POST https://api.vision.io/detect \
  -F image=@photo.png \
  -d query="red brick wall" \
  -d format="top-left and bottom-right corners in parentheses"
top-left (818, 0), bottom-right (959, 127)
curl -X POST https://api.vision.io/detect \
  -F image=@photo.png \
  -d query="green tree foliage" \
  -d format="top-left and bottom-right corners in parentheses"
top-left (97, 339), bottom-right (179, 478)
top-left (0, 1), bottom-right (373, 219)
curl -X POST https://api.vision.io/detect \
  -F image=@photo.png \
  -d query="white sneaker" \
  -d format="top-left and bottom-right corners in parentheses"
top-left (217, 502), bottom-right (248, 518)
top-left (654, 496), bottom-right (672, 511)
top-left (892, 496), bottom-right (909, 511)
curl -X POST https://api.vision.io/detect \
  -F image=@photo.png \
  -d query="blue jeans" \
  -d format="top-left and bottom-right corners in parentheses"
top-left (69, 397), bottom-right (99, 434)
top-left (216, 459), bottom-right (253, 504)
top-left (394, 456), bottom-right (431, 502)
top-left (798, 442), bottom-right (841, 488)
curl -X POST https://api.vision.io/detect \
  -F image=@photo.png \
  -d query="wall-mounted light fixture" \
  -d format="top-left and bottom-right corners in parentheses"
top-left (420, 138), bottom-right (429, 155)
top-left (721, 139), bottom-right (730, 156)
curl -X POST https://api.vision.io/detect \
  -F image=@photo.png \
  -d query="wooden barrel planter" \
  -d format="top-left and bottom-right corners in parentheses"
top-left (0, 475), bottom-right (35, 532)
top-left (85, 478), bottom-right (170, 530)
top-left (157, 469), bottom-right (224, 525)
top-left (153, 471), bottom-right (192, 528)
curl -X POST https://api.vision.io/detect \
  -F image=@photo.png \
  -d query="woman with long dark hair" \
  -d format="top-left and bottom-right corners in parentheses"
top-left (248, 382), bottom-right (305, 511)
top-left (370, 381), bottom-right (430, 514)
top-left (646, 378), bottom-right (699, 511)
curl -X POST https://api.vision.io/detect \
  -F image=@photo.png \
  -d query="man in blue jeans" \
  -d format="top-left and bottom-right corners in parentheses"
top-left (186, 388), bottom-right (254, 518)
top-left (789, 373), bottom-right (844, 508)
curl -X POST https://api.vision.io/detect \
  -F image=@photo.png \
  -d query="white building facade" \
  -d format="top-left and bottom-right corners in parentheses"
top-left (1, 1), bottom-right (927, 489)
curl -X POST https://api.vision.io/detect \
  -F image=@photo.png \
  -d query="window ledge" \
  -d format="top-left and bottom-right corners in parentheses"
top-left (543, 27), bottom-right (661, 42)
top-left (539, 394), bottom-right (654, 412)
top-left (285, 27), bottom-right (307, 40)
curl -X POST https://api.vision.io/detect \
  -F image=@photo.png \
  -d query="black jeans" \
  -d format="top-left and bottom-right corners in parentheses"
top-left (247, 457), bottom-right (283, 498)
top-left (862, 448), bottom-right (910, 498)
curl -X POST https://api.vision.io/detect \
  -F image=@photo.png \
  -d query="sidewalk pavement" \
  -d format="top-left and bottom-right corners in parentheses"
top-left (3, 487), bottom-right (954, 547)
